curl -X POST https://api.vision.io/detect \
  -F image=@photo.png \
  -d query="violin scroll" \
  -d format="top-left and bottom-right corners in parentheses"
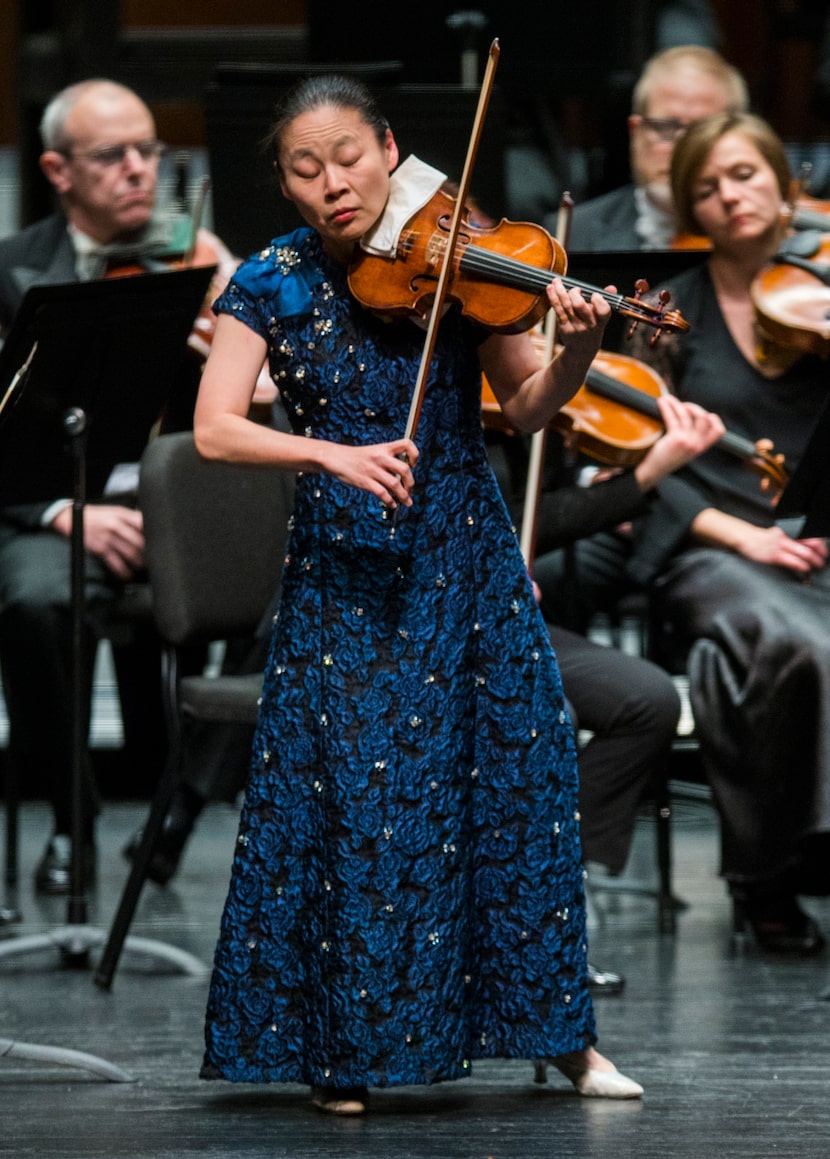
top-left (753, 438), bottom-right (788, 497)
top-left (621, 280), bottom-right (690, 345)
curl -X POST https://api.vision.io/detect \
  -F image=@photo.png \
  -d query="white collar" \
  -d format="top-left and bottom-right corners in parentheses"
top-left (360, 155), bottom-right (447, 258)
top-left (634, 186), bottom-right (677, 249)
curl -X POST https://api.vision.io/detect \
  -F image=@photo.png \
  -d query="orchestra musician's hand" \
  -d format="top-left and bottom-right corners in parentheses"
top-left (633, 395), bottom-right (725, 492)
top-left (731, 524), bottom-right (828, 575)
top-left (546, 278), bottom-right (613, 365)
top-left (690, 506), bottom-right (829, 577)
top-left (51, 503), bottom-right (145, 579)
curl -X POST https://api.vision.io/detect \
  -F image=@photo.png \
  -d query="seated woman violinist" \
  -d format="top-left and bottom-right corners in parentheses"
top-left (617, 112), bottom-right (830, 956)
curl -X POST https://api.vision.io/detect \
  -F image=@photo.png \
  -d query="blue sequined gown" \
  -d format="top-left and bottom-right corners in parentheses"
top-left (201, 227), bottom-right (596, 1089)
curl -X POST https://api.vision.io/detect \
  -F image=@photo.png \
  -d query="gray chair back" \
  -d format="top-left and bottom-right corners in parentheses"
top-left (138, 432), bottom-right (294, 647)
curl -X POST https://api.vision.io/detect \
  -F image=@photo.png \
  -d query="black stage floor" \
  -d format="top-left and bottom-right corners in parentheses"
top-left (2, 797), bottom-right (830, 1159)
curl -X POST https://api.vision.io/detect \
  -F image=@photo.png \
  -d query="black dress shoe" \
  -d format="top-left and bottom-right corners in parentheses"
top-left (733, 879), bottom-right (826, 956)
top-left (34, 835), bottom-right (96, 896)
top-left (122, 804), bottom-right (195, 886)
top-left (586, 962), bottom-right (625, 995)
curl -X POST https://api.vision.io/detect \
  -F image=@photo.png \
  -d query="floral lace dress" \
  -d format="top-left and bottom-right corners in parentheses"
top-left (201, 227), bottom-right (595, 1089)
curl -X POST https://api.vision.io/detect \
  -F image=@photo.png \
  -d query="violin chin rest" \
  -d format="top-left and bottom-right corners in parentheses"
top-left (777, 229), bottom-right (824, 259)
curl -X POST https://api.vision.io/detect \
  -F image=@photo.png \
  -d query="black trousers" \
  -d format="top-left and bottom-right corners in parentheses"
top-left (534, 530), bottom-right (636, 636)
top-left (551, 623), bottom-right (680, 874)
top-left (0, 530), bottom-right (166, 836)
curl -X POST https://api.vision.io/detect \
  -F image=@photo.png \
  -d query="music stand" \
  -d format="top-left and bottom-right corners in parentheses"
top-left (775, 396), bottom-right (830, 537)
top-left (0, 269), bottom-right (215, 1010)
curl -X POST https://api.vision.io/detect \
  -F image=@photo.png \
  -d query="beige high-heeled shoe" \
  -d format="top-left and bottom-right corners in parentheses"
top-left (533, 1056), bottom-right (643, 1099)
top-left (310, 1085), bottom-right (368, 1115)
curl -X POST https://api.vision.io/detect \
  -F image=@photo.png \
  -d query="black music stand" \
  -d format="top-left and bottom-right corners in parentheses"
top-left (0, 269), bottom-right (215, 1022)
top-left (776, 396), bottom-right (830, 537)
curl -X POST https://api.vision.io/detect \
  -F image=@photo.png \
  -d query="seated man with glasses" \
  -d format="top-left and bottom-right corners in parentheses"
top-left (564, 45), bottom-right (749, 252)
top-left (0, 79), bottom-right (243, 895)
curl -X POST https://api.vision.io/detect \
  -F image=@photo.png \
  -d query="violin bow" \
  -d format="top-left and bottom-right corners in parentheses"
top-left (183, 175), bottom-right (211, 266)
top-left (519, 193), bottom-right (573, 568)
top-left (403, 38), bottom-right (501, 443)
top-left (0, 340), bottom-right (37, 421)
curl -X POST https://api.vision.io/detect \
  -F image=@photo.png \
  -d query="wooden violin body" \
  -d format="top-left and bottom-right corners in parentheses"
top-left (671, 231), bottom-right (713, 252)
top-left (482, 330), bottom-right (664, 466)
top-left (482, 338), bottom-right (789, 496)
top-left (554, 350), bottom-right (667, 467)
top-left (751, 232), bottom-right (830, 359)
top-left (351, 187), bottom-right (564, 333)
top-left (349, 188), bottom-right (691, 339)
top-left (482, 343), bottom-right (664, 466)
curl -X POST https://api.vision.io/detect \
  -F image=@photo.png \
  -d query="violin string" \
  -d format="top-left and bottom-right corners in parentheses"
top-left (587, 366), bottom-right (761, 460)
top-left (459, 245), bottom-right (631, 312)
top-left (406, 226), bottom-right (633, 312)
top-left (401, 226), bottom-right (687, 331)
top-left (586, 367), bottom-right (662, 419)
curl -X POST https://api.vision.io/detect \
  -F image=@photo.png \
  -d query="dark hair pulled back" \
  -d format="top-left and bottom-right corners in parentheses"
top-left (265, 74), bottom-right (389, 176)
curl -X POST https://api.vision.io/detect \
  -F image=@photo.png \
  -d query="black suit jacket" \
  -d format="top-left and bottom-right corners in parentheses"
top-left (0, 213), bottom-right (78, 331)
top-left (0, 215), bottom-right (80, 538)
top-left (566, 185), bottom-right (641, 253)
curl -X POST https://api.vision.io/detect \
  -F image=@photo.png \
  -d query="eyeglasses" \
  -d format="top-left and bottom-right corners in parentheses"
top-left (639, 117), bottom-right (695, 143)
top-left (62, 139), bottom-right (167, 167)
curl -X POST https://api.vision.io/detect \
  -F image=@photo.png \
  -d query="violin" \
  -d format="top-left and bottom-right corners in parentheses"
top-left (481, 347), bottom-right (664, 459)
top-left (349, 187), bottom-right (690, 339)
top-left (671, 231), bottom-right (713, 252)
top-left (104, 233), bottom-right (222, 362)
top-left (104, 178), bottom-right (224, 362)
top-left (750, 230), bottom-right (830, 359)
top-left (482, 339), bottom-right (789, 495)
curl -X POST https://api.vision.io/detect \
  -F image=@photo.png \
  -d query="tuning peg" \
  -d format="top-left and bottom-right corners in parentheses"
top-left (648, 290), bottom-right (673, 343)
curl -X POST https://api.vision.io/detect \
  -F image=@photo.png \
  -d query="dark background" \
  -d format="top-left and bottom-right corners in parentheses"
top-left (5, 1), bottom-right (830, 233)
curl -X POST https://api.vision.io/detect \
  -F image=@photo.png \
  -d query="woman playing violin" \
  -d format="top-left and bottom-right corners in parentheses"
top-left (195, 73), bottom-right (645, 1114)
top-left (575, 111), bottom-right (830, 956)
